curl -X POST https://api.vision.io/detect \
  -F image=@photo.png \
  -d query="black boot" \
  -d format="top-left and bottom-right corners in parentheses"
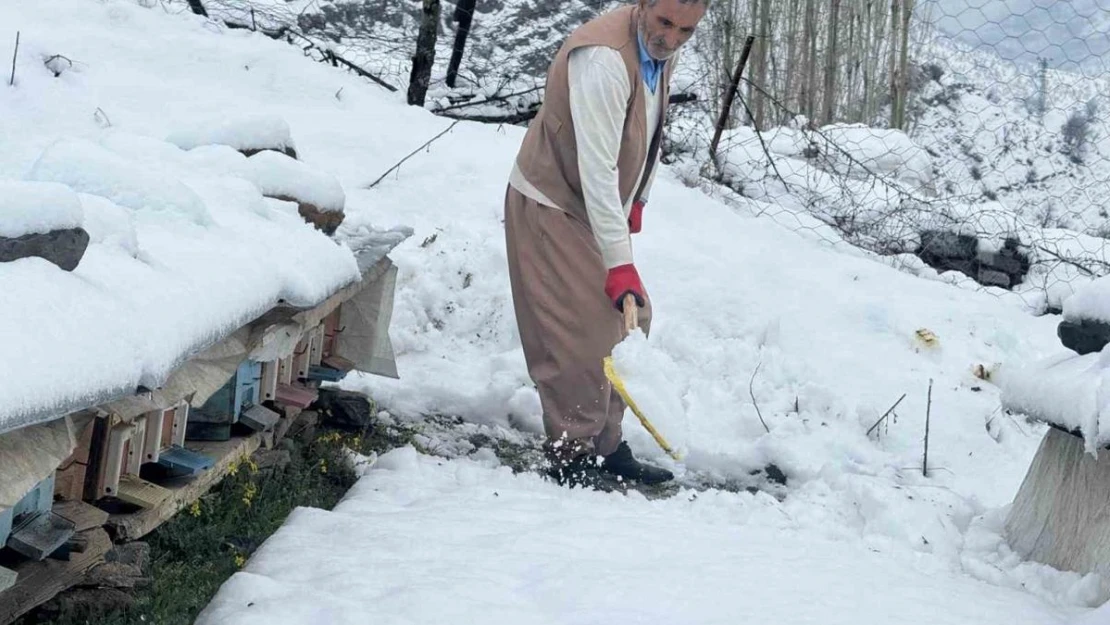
top-left (545, 453), bottom-right (603, 489)
top-left (600, 442), bottom-right (674, 485)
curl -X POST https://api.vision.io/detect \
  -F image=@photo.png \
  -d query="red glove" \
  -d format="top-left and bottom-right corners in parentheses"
top-left (605, 264), bottom-right (645, 311)
top-left (628, 199), bottom-right (645, 234)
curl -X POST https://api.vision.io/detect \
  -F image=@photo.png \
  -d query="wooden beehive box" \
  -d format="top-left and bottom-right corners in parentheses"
top-left (53, 418), bottom-right (96, 502)
top-left (0, 474), bottom-right (75, 562)
top-left (186, 360), bottom-right (263, 441)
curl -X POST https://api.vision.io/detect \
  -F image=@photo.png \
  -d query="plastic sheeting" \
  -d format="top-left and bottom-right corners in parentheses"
top-left (336, 263), bottom-right (399, 379)
top-left (0, 412), bottom-right (93, 510)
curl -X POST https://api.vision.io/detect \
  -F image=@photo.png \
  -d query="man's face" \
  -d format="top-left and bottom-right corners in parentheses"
top-left (637, 0), bottom-right (707, 60)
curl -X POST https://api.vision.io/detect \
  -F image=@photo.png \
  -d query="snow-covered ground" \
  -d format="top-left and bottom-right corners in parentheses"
top-left (4, 0), bottom-right (1110, 623)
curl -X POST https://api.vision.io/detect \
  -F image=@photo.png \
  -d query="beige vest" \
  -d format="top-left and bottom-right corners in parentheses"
top-left (513, 5), bottom-right (674, 229)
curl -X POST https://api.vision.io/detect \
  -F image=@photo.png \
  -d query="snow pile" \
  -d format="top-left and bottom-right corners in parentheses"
top-left (166, 114), bottom-right (297, 156)
top-left (1063, 274), bottom-right (1110, 322)
top-left (999, 351), bottom-right (1110, 451)
top-left (817, 123), bottom-right (936, 191)
top-left (245, 151), bottom-right (346, 213)
top-left (195, 448), bottom-right (1085, 625)
top-left (0, 181), bottom-right (84, 238)
top-left (27, 138), bottom-right (213, 226)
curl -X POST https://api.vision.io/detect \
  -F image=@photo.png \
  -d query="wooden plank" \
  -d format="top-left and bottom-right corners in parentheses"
top-left (7, 512), bottom-right (75, 561)
top-left (309, 325), bottom-right (325, 366)
top-left (143, 410), bottom-right (164, 464)
top-left (52, 501), bottom-right (108, 533)
top-left (260, 360), bottom-right (279, 402)
top-left (171, 403), bottom-right (189, 448)
top-left (0, 566), bottom-right (14, 593)
top-left (107, 432), bottom-right (263, 542)
top-left (115, 475), bottom-right (171, 510)
top-left (0, 528), bottom-right (111, 625)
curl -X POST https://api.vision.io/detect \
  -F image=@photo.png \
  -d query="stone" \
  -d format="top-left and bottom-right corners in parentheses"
top-left (81, 561), bottom-right (150, 589)
top-left (39, 588), bottom-right (135, 620)
top-left (315, 388), bottom-right (375, 431)
top-left (106, 542), bottom-right (150, 572)
top-left (0, 227), bottom-right (90, 271)
top-left (296, 201), bottom-right (345, 236)
top-left (1058, 318), bottom-right (1110, 355)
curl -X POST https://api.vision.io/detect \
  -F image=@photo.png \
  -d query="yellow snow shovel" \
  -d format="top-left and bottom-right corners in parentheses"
top-left (602, 294), bottom-right (682, 461)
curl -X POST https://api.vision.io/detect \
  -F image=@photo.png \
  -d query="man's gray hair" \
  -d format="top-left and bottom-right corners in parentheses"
top-left (646, 0), bottom-right (710, 6)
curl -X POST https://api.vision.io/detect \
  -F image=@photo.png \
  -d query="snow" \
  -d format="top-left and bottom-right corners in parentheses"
top-left (1063, 275), bottom-right (1110, 322)
top-left (196, 448), bottom-right (1086, 625)
top-left (165, 114), bottom-right (297, 155)
top-left (6, 0), bottom-right (1110, 621)
top-left (998, 349), bottom-right (1110, 452)
top-left (245, 150), bottom-right (346, 213)
top-left (0, 0), bottom-right (375, 433)
top-left (0, 181), bottom-right (84, 239)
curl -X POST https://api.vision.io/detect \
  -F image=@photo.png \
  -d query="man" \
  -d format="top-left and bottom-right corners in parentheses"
top-left (504, 0), bottom-right (708, 487)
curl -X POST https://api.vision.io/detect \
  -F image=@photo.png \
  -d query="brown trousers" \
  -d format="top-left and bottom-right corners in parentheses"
top-left (503, 185), bottom-right (652, 459)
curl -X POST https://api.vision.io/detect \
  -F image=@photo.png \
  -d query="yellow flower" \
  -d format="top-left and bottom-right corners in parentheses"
top-left (319, 459), bottom-right (328, 474)
top-left (188, 500), bottom-right (202, 517)
top-left (242, 481), bottom-right (258, 508)
top-left (247, 459), bottom-right (259, 474)
top-left (235, 554), bottom-right (246, 568)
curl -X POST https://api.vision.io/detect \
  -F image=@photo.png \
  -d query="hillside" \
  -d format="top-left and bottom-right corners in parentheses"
top-left (4, 0), bottom-right (1110, 623)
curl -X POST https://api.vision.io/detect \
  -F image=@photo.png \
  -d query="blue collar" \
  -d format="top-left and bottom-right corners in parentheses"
top-left (636, 31), bottom-right (665, 94)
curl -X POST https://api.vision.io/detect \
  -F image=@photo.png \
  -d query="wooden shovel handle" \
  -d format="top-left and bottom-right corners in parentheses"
top-left (623, 293), bottom-right (639, 333)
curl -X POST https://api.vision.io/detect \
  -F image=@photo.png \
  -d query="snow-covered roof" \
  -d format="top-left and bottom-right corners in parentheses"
top-left (999, 349), bottom-right (1110, 453)
top-left (0, 121), bottom-right (373, 436)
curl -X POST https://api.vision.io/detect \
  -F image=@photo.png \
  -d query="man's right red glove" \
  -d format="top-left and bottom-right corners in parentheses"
top-left (605, 264), bottom-right (645, 311)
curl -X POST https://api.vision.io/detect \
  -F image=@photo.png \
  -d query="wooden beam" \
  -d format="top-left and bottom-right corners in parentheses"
top-left (106, 432), bottom-right (263, 542)
top-left (52, 501), bottom-right (108, 533)
top-left (0, 528), bottom-right (111, 625)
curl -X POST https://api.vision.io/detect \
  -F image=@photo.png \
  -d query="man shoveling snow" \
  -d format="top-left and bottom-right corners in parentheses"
top-left (503, 0), bottom-right (708, 488)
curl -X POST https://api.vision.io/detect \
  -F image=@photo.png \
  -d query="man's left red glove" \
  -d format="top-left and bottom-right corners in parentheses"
top-left (628, 200), bottom-right (645, 234)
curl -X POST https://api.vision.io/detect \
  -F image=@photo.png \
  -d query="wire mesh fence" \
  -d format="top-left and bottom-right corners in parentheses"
top-left (176, 0), bottom-right (1110, 318)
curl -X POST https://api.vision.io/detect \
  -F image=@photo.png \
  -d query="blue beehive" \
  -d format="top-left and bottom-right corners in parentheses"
top-left (0, 473), bottom-right (74, 561)
top-left (186, 360), bottom-right (263, 441)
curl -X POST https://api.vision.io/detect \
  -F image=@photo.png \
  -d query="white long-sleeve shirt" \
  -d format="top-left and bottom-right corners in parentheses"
top-left (510, 45), bottom-right (665, 269)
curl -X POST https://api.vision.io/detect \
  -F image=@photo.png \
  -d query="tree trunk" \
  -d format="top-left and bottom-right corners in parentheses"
top-left (186, 0), bottom-right (208, 17)
top-left (446, 0), bottom-right (477, 88)
top-left (802, 0), bottom-right (817, 121)
top-left (822, 0), bottom-right (841, 125)
top-left (784, 0), bottom-right (801, 117)
top-left (888, 0), bottom-right (900, 127)
top-left (754, 0), bottom-right (771, 129)
top-left (408, 0), bottom-right (441, 106)
top-left (894, 0), bottom-right (914, 129)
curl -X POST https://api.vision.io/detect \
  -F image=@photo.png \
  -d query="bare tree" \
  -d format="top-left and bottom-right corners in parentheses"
top-left (407, 0), bottom-right (441, 106)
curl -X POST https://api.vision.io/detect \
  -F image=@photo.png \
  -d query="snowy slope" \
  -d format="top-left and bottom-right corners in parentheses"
top-left (196, 447), bottom-right (1084, 625)
top-left (7, 0), bottom-right (1110, 622)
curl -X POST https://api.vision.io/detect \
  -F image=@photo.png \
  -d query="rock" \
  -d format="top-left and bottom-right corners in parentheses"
top-left (0, 227), bottom-right (90, 271)
top-left (1058, 318), bottom-right (1110, 355)
top-left (295, 201), bottom-right (345, 236)
top-left (82, 561), bottom-right (150, 589)
top-left (253, 449), bottom-right (292, 473)
top-left (315, 388), bottom-right (375, 431)
top-left (240, 145), bottom-right (298, 160)
top-left (295, 411), bottom-right (319, 445)
top-left (39, 588), bottom-right (135, 619)
top-left (106, 542), bottom-right (150, 572)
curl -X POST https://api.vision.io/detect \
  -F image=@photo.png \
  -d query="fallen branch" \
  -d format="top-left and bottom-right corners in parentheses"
top-left (749, 359), bottom-right (770, 434)
top-left (10, 31), bottom-right (19, 87)
top-left (322, 48), bottom-right (397, 93)
top-left (434, 85), bottom-right (544, 113)
top-left (366, 119), bottom-right (461, 189)
top-left (436, 108), bottom-right (537, 125)
top-left (923, 379), bottom-right (933, 477)
top-left (866, 393), bottom-right (907, 437)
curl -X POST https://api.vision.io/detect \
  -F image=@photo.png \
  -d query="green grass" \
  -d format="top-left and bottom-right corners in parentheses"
top-left (19, 416), bottom-right (421, 625)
